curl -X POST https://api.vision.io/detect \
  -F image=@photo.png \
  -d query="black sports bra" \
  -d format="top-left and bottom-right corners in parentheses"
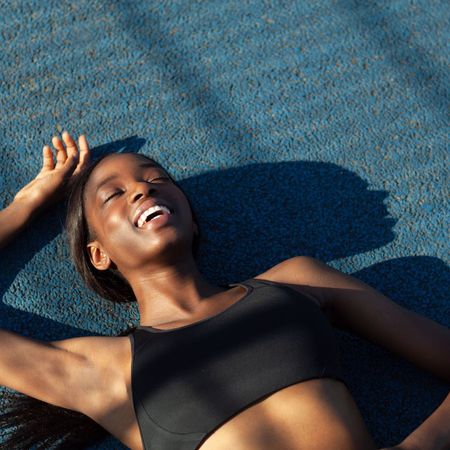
top-left (130, 278), bottom-right (346, 450)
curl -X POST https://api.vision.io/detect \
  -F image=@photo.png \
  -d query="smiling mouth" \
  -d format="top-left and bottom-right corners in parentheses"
top-left (135, 204), bottom-right (174, 228)
top-left (137, 210), bottom-right (172, 231)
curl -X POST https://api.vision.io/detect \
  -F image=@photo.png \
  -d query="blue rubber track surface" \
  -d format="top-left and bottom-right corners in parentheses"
top-left (0, 1), bottom-right (448, 448)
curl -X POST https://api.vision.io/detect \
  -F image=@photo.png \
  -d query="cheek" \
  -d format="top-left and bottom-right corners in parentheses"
top-left (100, 211), bottom-right (163, 267)
top-left (101, 212), bottom-right (136, 251)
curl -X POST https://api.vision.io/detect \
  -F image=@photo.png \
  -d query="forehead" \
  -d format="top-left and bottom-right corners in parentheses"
top-left (89, 153), bottom-right (163, 182)
top-left (84, 153), bottom-right (166, 197)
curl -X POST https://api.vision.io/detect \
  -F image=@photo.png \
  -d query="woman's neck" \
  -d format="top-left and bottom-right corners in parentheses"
top-left (128, 258), bottom-right (227, 327)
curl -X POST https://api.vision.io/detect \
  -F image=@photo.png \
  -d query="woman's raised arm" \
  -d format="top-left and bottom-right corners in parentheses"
top-left (0, 132), bottom-right (90, 249)
top-left (0, 132), bottom-right (95, 409)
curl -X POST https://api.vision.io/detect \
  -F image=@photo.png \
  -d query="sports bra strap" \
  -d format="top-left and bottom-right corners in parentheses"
top-left (229, 277), bottom-right (282, 289)
top-left (232, 277), bottom-right (322, 309)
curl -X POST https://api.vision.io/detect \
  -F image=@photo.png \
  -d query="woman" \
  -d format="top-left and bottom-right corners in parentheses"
top-left (0, 132), bottom-right (448, 450)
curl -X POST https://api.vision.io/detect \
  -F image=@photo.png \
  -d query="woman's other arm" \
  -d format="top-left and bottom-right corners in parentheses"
top-left (0, 328), bottom-right (93, 412)
top-left (270, 256), bottom-right (450, 450)
top-left (0, 132), bottom-right (90, 249)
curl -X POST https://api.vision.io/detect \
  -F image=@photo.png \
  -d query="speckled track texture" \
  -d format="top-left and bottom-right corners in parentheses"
top-left (0, 1), bottom-right (448, 448)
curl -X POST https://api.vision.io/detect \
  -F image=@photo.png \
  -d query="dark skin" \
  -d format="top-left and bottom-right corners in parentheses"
top-left (83, 152), bottom-right (236, 329)
top-left (0, 132), bottom-right (90, 249)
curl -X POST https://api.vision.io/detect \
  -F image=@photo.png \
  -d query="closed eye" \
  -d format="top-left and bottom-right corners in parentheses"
top-left (102, 175), bottom-right (170, 203)
top-left (148, 176), bottom-right (170, 183)
top-left (104, 190), bottom-right (123, 203)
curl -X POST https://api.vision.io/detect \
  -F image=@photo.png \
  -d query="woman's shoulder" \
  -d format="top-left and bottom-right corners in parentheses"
top-left (252, 256), bottom-right (328, 309)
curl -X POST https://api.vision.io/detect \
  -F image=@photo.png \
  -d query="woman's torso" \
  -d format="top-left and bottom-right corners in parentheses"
top-left (83, 273), bottom-right (376, 450)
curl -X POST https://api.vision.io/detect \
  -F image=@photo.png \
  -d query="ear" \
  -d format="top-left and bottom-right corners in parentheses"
top-left (87, 241), bottom-right (112, 271)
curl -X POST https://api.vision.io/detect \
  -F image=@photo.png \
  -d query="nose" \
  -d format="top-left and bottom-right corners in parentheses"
top-left (129, 180), bottom-right (156, 203)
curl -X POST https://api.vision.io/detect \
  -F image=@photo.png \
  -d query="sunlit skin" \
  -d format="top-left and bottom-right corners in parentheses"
top-left (0, 132), bottom-right (449, 450)
top-left (83, 152), bottom-right (238, 328)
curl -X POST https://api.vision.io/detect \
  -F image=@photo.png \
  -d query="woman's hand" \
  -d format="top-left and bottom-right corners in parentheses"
top-left (0, 132), bottom-right (90, 249)
top-left (379, 394), bottom-right (450, 450)
top-left (13, 132), bottom-right (90, 213)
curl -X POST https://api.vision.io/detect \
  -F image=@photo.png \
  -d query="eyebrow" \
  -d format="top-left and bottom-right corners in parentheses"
top-left (95, 162), bottom-right (163, 194)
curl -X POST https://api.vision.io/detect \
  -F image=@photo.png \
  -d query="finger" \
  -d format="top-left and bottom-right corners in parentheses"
top-left (41, 145), bottom-right (55, 171)
top-left (62, 131), bottom-right (79, 163)
top-left (52, 136), bottom-right (67, 168)
top-left (74, 134), bottom-right (90, 174)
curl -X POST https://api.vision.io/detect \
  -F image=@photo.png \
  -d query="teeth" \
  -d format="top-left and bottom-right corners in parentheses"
top-left (137, 205), bottom-right (171, 228)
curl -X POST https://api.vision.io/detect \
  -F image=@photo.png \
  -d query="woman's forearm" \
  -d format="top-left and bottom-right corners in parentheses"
top-left (401, 392), bottom-right (450, 450)
top-left (0, 199), bottom-right (36, 249)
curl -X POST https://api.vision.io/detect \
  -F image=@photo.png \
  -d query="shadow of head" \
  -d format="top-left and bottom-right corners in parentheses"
top-left (179, 160), bottom-right (396, 276)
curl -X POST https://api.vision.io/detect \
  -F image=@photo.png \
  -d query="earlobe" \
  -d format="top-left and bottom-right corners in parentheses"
top-left (87, 242), bottom-right (112, 271)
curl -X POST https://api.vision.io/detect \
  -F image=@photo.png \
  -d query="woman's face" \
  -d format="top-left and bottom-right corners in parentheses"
top-left (83, 153), bottom-right (198, 274)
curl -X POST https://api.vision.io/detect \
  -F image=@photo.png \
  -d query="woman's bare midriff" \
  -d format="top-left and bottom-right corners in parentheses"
top-left (100, 369), bottom-right (377, 450)
top-left (197, 378), bottom-right (377, 450)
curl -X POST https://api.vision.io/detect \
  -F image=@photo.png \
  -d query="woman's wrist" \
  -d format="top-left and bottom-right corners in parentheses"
top-left (10, 196), bottom-right (42, 221)
top-left (400, 393), bottom-right (450, 450)
top-left (401, 433), bottom-right (448, 450)
top-left (13, 183), bottom-right (51, 216)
